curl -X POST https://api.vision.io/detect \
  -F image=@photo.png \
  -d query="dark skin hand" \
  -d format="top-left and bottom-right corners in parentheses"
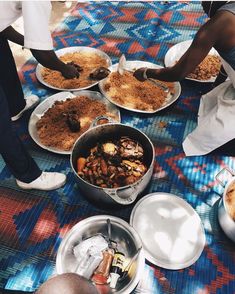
top-left (134, 10), bottom-right (235, 83)
top-left (1, 26), bottom-right (80, 79)
top-left (213, 65), bottom-right (228, 88)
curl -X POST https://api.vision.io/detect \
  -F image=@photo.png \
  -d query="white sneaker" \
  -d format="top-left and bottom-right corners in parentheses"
top-left (11, 95), bottom-right (40, 121)
top-left (16, 172), bottom-right (66, 191)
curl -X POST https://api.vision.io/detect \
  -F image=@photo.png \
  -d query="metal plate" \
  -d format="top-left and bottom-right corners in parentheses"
top-left (99, 61), bottom-right (181, 114)
top-left (130, 192), bottom-right (205, 270)
top-left (56, 215), bottom-right (145, 294)
top-left (36, 46), bottom-right (112, 91)
top-left (28, 90), bottom-right (121, 155)
top-left (164, 40), bottom-right (220, 83)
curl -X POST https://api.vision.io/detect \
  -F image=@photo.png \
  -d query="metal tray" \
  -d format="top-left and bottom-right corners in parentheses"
top-left (130, 192), bottom-right (205, 270)
top-left (28, 90), bottom-right (121, 155)
top-left (36, 46), bottom-right (112, 91)
top-left (164, 40), bottom-right (220, 83)
top-left (99, 60), bottom-right (181, 114)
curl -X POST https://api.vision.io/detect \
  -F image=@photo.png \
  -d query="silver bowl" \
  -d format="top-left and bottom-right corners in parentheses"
top-left (56, 215), bottom-right (145, 293)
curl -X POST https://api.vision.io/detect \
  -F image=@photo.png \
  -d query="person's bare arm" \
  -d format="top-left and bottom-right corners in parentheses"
top-left (30, 49), bottom-right (78, 78)
top-left (1, 26), bottom-right (79, 79)
top-left (1, 26), bottom-right (24, 46)
top-left (134, 14), bottom-right (223, 82)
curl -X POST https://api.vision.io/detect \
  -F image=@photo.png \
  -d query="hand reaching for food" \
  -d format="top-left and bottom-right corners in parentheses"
top-left (89, 67), bottom-right (110, 80)
top-left (133, 67), bottom-right (148, 81)
top-left (61, 62), bottom-right (81, 79)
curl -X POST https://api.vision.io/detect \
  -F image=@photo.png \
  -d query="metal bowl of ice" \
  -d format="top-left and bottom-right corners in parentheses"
top-left (56, 215), bottom-right (145, 293)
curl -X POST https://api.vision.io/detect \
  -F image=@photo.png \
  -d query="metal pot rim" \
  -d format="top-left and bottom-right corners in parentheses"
top-left (222, 177), bottom-right (235, 223)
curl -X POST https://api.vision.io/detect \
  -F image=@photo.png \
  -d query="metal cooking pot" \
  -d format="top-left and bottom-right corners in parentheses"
top-left (70, 123), bottom-right (155, 205)
top-left (216, 167), bottom-right (235, 242)
top-left (56, 215), bottom-right (145, 294)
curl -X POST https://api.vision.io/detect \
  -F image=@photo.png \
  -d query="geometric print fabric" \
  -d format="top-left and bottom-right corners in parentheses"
top-left (0, 2), bottom-right (235, 293)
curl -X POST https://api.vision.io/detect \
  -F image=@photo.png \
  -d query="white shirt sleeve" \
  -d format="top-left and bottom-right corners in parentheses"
top-left (22, 1), bottom-right (53, 50)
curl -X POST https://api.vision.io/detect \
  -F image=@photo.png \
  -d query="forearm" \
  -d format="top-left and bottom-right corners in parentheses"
top-left (30, 49), bottom-right (66, 72)
top-left (146, 19), bottom-right (219, 82)
top-left (1, 26), bottom-right (24, 46)
top-left (146, 66), bottom-right (186, 82)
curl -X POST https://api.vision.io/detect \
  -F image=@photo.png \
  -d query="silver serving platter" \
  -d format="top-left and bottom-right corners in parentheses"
top-left (164, 40), bottom-right (220, 83)
top-left (99, 60), bottom-right (181, 114)
top-left (56, 215), bottom-right (145, 294)
top-left (28, 90), bottom-right (121, 155)
top-left (130, 192), bottom-right (205, 270)
top-left (36, 46), bottom-right (112, 91)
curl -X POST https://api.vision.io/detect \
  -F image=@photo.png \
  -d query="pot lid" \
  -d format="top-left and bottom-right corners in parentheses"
top-left (130, 192), bottom-right (205, 270)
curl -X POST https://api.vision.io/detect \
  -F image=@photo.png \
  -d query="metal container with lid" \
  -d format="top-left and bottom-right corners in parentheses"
top-left (70, 123), bottom-right (155, 206)
top-left (56, 193), bottom-right (205, 293)
top-left (216, 167), bottom-right (235, 242)
top-left (56, 215), bottom-right (145, 294)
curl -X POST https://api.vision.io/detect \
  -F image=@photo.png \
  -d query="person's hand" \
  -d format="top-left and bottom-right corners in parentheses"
top-left (61, 63), bottom-right (81, 79)
top-left (133, 67), bottom-right (148, 81)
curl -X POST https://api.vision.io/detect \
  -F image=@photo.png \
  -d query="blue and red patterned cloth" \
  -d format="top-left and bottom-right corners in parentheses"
top-left (0, 2), bottom-right (234, 293)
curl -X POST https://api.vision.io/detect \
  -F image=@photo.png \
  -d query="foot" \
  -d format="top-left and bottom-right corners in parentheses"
top-left (11, 95), bottom-right (40, 121)
top-left (16, 172), bottom-right (66, 191)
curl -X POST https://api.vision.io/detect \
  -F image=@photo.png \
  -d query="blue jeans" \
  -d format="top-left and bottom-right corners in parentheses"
top-left (0, 35), bottom-right (41, 183)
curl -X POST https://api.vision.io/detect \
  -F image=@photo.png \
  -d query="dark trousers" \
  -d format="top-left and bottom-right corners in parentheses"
top-left (0, 35), bottom-right (41, 183)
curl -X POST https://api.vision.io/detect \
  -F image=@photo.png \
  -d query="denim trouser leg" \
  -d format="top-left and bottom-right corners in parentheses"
top-left (0, 34), bottom-right (42, 183)
top-left (0, 85), bottom-right (42, 182)
top-left (0, 35), bottom-right (26, 117)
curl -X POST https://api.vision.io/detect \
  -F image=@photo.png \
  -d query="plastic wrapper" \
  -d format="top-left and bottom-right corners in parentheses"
top-left (75, 246), bottom-right (103, 279)
top-left (74, 234), bottom-right (108, 261)
top-left (73, 235), bottom-right (108, 279)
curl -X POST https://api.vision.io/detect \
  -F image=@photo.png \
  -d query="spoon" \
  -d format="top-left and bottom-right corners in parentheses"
top-left (106, 218), bottom-right (117, 249)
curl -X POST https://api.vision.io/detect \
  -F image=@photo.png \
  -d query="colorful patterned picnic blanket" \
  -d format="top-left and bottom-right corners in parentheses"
top-left (0, 2), bottom-right (234, 293)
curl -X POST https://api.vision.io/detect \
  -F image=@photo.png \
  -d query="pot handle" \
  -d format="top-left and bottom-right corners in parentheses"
top-left (90, 115), bottom-right (114, 128)
top-left (215, 167), bottom-right (235, 188)
top-left (103, 184), bottom-right (140, 205)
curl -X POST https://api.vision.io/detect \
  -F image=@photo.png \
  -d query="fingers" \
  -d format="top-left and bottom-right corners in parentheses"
top-left (61, 64), bottom-right (81, 79)
top-left (133, 67), bottom-right (148, 81)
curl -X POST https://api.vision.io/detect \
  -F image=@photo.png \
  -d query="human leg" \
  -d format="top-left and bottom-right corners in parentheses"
top-left (0, 34), bottom-right (39, 121)
top-left (0, 85), bottom-right (66, 189)
top-left (0, 34), bottom-right (26, 117)
top-left (0, 85), bottom-right (42, 182)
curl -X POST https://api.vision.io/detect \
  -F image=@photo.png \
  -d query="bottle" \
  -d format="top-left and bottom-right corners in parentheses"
top-left (92, 248), bottom-right (115, 285)
top-left (109, 251), bottom-right (125, 289)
